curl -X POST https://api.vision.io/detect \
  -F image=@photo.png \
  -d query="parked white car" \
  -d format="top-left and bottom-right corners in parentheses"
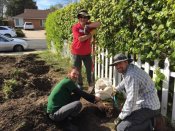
top-left (0, 34), bottom-right (29, 52)
top-left (0, 26), bottom-right (17, 37)
top-left (23, 22), bottom-right (34, 30)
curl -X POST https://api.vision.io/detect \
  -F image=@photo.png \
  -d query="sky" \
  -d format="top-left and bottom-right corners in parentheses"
top-left (35, 0), bottom-right (77, 10)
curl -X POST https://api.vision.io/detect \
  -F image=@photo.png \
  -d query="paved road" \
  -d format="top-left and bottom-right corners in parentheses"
top-left (22, 30), bottom-right (47, 50)
top-left (24, 39), bottom-right (47, 50)
top-left (0, 30), bottom-right (48, 55)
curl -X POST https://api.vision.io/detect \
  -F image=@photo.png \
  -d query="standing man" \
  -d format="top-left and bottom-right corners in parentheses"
top-left (47, 67), bottom-right (101, 131)
top-left (110, 53), bottom-right (160, 131)
top-left (71, 9), bottom-right (101, 93)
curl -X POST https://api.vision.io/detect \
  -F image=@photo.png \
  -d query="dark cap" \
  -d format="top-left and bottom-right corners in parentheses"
top-left (77, 9), bottom-right (90, 19)
top-left (109, 53), bottom-right (133, 66)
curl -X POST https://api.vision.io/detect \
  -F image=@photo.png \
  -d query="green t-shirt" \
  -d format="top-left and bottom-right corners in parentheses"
top-left (47, 77), bottom-right (77, 113)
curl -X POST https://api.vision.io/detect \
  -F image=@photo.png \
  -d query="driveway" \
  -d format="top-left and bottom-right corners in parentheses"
top-left (22, 30), bottom-right (46, 39)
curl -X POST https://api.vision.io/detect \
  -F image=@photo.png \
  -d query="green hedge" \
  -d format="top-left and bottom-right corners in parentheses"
top-left (45, 0), bottom-right (175, 71)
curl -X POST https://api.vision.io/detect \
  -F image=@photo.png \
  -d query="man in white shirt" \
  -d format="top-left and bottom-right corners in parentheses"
top-left (110, 53), bottom-right (160, 131)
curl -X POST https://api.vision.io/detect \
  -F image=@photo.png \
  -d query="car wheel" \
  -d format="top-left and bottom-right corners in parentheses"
top-left (4, 34), bottom-right (12, 37)
top-left (13, 45), bottom-right (24, 52)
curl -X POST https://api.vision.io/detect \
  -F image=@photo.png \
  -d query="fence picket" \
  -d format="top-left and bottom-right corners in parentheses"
top-left (105, 50), bottom-right (108, 78)
top-left (109, 57), bottom-right (113, 84)
top-left (161, 58), bottom-right (170, 116)
top-left (172, 81), bottom-right (175, 128)
top-left (101, 51), bottom-right (104, 78)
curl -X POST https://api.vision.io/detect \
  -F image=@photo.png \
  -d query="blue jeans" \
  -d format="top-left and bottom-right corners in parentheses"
top-left (72, 54), bottom-right (92, 86)
top-left (116, 108), bottom-right (160, 131)
top-left (49, 101), bottom-right (82, 122)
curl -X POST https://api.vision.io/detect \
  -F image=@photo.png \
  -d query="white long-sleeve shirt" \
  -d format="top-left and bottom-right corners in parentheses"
top-left (115, 64), bottom-right (160, 120)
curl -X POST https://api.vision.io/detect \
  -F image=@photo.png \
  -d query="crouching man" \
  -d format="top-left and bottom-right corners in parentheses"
top-left (47, 67), bottom-right (101, 131)
top-left (110, 53), bottom-right (160, 131)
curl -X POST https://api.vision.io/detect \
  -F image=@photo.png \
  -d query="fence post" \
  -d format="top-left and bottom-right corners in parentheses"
top-left (101, 51), bottom-right (105, 78)
top-left (94, 46), bottom-right (98, 80)
top-left (144, 62), bottom-right (150, 74)
top-left (51, 41), bottom-right (57, 53)
top-left (105, 50), bottom-right (108, 78)
top-left (98, 48), bottom-right (101, 78)
top-left (135, 55), bottom-right (142, 68)
top-left (109, 56), bottom-right (113, 83)
top-left (172, 79), bottom-right (175, 127)
top-left (161, 58), bottom-right (170, 116)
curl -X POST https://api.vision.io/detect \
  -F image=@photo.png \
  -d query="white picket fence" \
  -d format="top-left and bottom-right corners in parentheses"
top-left (94, 49), bottom-right (175, 127)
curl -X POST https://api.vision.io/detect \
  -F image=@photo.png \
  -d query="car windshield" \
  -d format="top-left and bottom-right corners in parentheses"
top-left (26, 23), bottom-right (32, 25)
top-left (1, 35), bottom-right (13, 41)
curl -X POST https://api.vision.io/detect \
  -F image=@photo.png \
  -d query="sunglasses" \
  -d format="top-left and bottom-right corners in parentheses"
top-left (79, 15), bottom-right (89, 19)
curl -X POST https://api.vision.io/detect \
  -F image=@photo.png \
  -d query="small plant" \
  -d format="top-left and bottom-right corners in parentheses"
top-left (153, 68), bottom-right (165, 90)
top-left (2, 79), bottom-right (18, 99)
top-left (11, 68), bottom-right (22, 78)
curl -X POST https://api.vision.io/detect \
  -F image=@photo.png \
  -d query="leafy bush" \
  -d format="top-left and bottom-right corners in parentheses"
top-left (15, 29), bottom-right (25, 37)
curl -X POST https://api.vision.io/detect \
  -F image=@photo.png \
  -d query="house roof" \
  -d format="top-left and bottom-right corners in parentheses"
top-left (13, 9), bottom-right (52, 19)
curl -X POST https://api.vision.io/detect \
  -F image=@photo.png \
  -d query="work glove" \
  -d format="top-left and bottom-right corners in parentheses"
top-left (114, 117), bottom-right (122, 126)
top-left (90, 29), bottom-right (97, 36)
top-left (84, 25), bottom-right (90, 35)
top-left (112, 86), bottom-right (117, 97)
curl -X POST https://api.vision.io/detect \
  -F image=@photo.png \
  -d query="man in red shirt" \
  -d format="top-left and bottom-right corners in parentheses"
top-left (71, 9), bottom-right (101, 93)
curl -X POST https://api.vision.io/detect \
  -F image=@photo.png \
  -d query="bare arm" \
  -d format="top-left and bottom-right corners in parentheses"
top-left (78, 33), bottom-right (92, 42)
top-left (88, 21), bottom-right (101, 28)
top-left (77, 21), bottom-right (101, 42)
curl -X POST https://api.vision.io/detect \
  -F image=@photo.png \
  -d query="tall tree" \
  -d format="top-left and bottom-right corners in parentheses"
top-left (50, 4), bottom-right (63, 11)
top-left (0, 0), bottom-right (7, 18)
top-left (6, 0), bottom-right (38, 16)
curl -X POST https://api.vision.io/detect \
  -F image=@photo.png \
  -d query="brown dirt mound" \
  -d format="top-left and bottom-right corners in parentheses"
top-left (0, 54), bottom-right (173, 131)
top-left (0, 54), bottom-right (118, 131)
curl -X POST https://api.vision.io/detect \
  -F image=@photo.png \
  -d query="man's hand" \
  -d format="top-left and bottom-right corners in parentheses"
top-left (112, 86), bottom-right (117, 97)
top-left (95, 96), bottom-right (101, 103)
top-left (114, 117), bottom-right (122, 126)
top-left (112, 91), bottom-right (116, 97)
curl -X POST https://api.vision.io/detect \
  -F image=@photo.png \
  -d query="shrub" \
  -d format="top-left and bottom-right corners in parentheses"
top-left (15, 29), bottom-right (25, 37)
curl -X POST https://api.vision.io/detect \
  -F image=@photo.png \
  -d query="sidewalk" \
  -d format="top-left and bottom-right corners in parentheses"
top-left (22, 29), bottom-right (46, 39)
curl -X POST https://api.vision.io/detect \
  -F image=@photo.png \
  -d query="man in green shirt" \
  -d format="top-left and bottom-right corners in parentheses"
top-left (47, 67), bottom-right (101, 131)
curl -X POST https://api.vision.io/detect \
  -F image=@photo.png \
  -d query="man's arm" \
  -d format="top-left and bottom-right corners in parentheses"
top-left (118, 76), bottom-right (139, 120)
top-left (72, 87), bottom-right (100, 103)
top-left (79, 21), bottom-right (101, 41)
top-left (114, 79), bottom-right (125, 92)
top-left (88, 21), bottom-right (101, 28)
top-left (78, 33), bottom-right (92, 42)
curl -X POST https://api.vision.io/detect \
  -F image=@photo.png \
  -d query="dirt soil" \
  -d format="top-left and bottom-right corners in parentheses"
top-left (0, 53), bottom-right (174, 131)
top-left (0, 53), bottom-right (118, 131)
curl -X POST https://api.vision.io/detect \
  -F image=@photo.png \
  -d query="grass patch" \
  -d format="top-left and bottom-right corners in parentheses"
top-left (38, 51), bottom-right (89, 89)
top-left (37, 50), bottom-right (72, 71)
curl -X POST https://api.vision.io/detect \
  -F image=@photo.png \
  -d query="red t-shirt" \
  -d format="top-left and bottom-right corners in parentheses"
top-left (71, 23), bottom-right (91, 55)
